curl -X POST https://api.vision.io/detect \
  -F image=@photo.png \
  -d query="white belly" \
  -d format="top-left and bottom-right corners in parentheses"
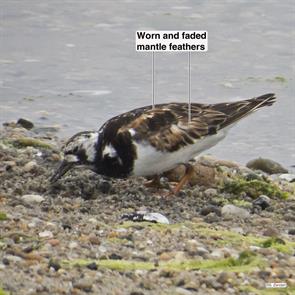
top-left (132, 129), bottom-right (228, 176)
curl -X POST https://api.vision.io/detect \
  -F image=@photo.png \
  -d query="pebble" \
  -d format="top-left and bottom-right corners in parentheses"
top-left (200, 205), bottom-right (221, 216)
top-left (183, 280), bottom-right (199, 290)
top-left (204, 188), bottom-right (217, 198)
top-left (230, 227), bottom-right (244, 235)
top-left (3, 160), bottom-right (16, 168)
top-left (159, 252), bottom-right (174, 261)
top-left (88, 217), bottom-right (98, 224)
top-left (221, 204), bottom-right (250, 219)
top-left (87, 262), bottom-right (98, 270)
top-left (39, 230), bottom-right (53, 239)
top-left (88, 233), bottom-right (101, 245)
top-left (98, 181), bottom-right (112, 194)
top-left (73, 279), bottom-right (93, 292)
top-left (284, 213), bottom-right (295, 222)
top-left (47, 239), bottom-right (60, 247)
top-left (184, 239), bottom-right (201, 255)
top-left (288, 256), bottom-right (295, 266)
top-left (4, 255), bottom-right (23, 263)
top-left (48, 259), bottom-right (61, 271)
top-left (23, 161), bottom-right (38, 172)
top-left (175, 287), bottom-right (193, 295)
top-left (21, 194), bottom-right (45, 204)
top-left (249, 245), bottom-right (261, 251)
top-left (263, 227), bottom-right (279, 237)
top-left (217, 272), bottom-right (231, 284)
top-left (195, 247), bottom-right (209, 256)
top-left (246, 158), bottom-right (288, 174)
top-left (279, 173), bottom-right (295, 182)
top-left (209, 249), bottom-right (224, 259)
top-left (68, 241), bottom-right (79, 249)
top-left (17, 118), bottom-right (34, 130)
top-left (252, 195), bottom-right (271, 210)
top-left (203, 212), bottom-right (220, 223)
top-left (192, 163), bottom-right (216, 187)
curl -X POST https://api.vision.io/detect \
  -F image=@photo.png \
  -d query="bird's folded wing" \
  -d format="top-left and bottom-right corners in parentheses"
top-left (118, 103), bottom-right (227, 152)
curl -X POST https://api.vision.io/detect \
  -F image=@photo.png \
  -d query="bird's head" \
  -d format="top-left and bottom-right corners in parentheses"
top-left (50, 131), bottom-right (99, 183)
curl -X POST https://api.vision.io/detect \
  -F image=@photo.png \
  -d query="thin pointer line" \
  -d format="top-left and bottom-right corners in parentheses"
top-left (152, 51), bottom-right (155, 108)
top-left (188, 51), bottom-right (191, 122)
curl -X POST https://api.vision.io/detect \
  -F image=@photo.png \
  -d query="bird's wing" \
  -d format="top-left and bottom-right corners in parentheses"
top-left (112, 93), bottom-right (275, 153)
top-left (118, 103), bottom-right (227, 152)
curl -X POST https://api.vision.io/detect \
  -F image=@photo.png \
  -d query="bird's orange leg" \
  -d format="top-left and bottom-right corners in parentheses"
top-left (173, 164), bottom-right (195, 194)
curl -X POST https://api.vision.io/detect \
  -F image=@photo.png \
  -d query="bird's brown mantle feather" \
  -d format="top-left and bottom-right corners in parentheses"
top-left (116, 93), bottom-right (276, 153)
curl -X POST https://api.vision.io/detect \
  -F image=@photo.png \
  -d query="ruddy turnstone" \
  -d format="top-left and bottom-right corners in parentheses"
top-left (50, 93), bottom-right (276, 192)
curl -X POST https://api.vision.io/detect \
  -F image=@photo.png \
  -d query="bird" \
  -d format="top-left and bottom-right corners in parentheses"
top-left (50, 93), bottom-right (276, 192)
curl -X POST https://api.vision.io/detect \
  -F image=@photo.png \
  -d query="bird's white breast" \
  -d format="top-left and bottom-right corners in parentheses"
top-left (132, 128), bottom-right (229, 176)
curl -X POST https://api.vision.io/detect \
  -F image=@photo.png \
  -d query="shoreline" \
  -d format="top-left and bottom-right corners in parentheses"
top-left (0, 122), bottom-right (294, 294)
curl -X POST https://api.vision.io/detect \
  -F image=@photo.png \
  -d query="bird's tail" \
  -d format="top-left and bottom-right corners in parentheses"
top-left (213, 93), bottom-right (276, 129)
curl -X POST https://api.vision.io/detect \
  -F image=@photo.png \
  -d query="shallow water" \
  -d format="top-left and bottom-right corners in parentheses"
top-left (0, 0), bottom-right (294, 169)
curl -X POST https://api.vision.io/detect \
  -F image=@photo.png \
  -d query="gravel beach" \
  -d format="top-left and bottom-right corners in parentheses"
top-left (0, 122), bottom-right (294, 295)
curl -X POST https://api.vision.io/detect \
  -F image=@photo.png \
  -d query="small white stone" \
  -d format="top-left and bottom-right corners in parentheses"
top-left (4, 255), bottom-right (23, 263)
top-left (46, 222), bottom-right (56, 228)
top-left (249, 245), bottom-right (261, 251)
top-left (69, 241), bottom-right (78, 249)
top-left (175, 287), bottom-right (193, 295)
top-left (23, 161), bottom-right (37, 172)
top-left (142, 212), bottom-right (170, 224)
top-left (88, 218), bottom-right (98, 224)
top-left (28, 222), bottom-right (37, 228)
top-left (98, 245), bottom-right (107, 253)
top-left (21, 194), bottom-right (45, 204)
top-left (146, 240), bottom-right (153, 245)
top-left (288, 256), bottom-right (295, 266)
top-left (196, 246), bottom-right (209, 255)
top-left (115, 228), bottom-right (128, 233)
top-left (210, 249), bottom-right (224, 259)
top-left (279, 173), bottom-right (295, 182)
top-left (39, 230), bottom-right (53, 238)
top-left (204, 188), bottom-right (217, 198)
top-left (221, 204), bottom-right (250, 219)
top-left (230, 227), bottom-right (245, 235)
top-left (134, 269), bottom-right (148, 276)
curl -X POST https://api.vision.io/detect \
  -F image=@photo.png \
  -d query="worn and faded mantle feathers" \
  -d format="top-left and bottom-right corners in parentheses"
top-left (50, 93), bottom-right (276, 182)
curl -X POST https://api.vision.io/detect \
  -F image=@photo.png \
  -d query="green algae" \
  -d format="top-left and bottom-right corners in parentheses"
top-left (232, 199), bottom-right (252, 208)
top-left (267, 76), bottom-right (288, 83)
top-left (189, 223), bottom-right (295, 254)
top-left (259, 237), bottom-right (293, 253)
top-left (119, 221), bottom-right (295, 254)
top-left (61, 251), bottom-right (264, 273)
top-left (222, 178), bottom-right (289, 199)
top-left (246, 76), bottom-right (288, 84)
top-left (240, 285), bottom-right (295, 295)
top-left (9, 137), bottom-right (54, 150)
top-left (0, 288), bottom-right (10, 295)
top-left (107, 237), bottom-right (131, 245)
top-left (0, 212), bottom-right (8, 221)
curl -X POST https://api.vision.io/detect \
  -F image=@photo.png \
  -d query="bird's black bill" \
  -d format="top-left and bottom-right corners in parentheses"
top-left (50, 161), bottom-right (73, 183)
